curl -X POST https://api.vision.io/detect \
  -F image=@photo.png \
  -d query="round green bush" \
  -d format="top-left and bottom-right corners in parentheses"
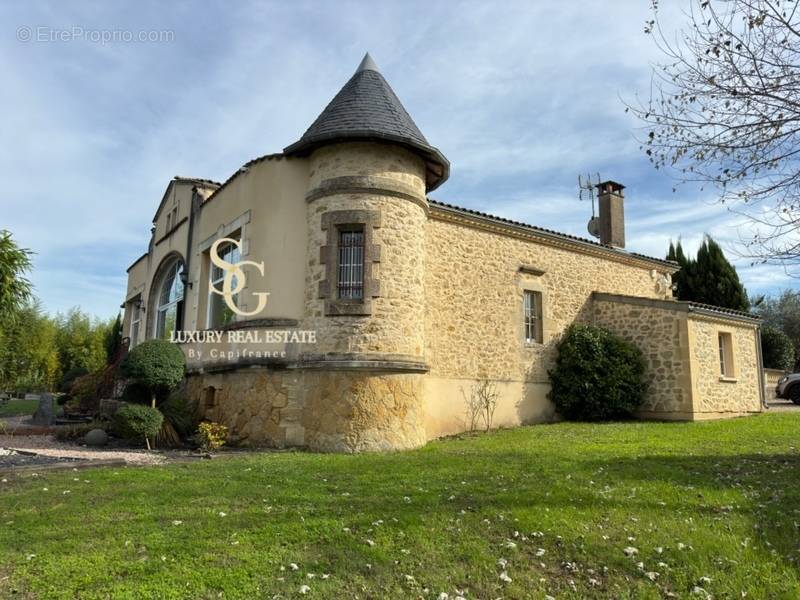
top-left (121, 381), bottom-right (169, 405)
top-left (761, 325), bottom-right (795, 371)
top-left (120, 339), bottom-right (185, 404)
top-left (548, 324), bottom-right (648, 421)
top-left (112, 403), bottom-right (164, 441)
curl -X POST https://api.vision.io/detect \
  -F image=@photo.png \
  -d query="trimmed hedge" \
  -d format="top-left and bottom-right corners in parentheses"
top-left (112, 404), bottom-right (163, 445)
top-left (548, 324), bottom-right (647, 421)
top-left (120, 339), bottom-right (185, 405)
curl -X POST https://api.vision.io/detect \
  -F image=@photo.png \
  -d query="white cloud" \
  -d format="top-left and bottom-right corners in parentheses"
top-left (0, 0), bottom-right (795, 317)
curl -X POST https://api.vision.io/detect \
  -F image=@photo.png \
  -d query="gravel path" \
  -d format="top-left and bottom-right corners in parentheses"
top-left (0, 447), bottom-right (81, 468)
top-left (0, 435), bottom-right (170, 465)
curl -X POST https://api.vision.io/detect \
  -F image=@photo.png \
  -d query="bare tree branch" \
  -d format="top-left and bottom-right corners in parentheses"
top-left (631, 0), bottom-right (800, 274)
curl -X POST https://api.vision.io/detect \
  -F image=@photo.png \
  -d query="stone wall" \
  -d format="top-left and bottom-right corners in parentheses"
top-left (424, 215), bottom-right (673, 383)
top-left (185, 368), bottom-right (304, 447)
top-left (688, 317), bottom-right (762, 416)
top-left (764, 368), bottom-right (785, 402)
top-left (301, 371), bottom-right (426, 452)
top-left (593, 296), bottom-right (693, 415)
top-left (302, 143), bottom-right (428, 360)
top-left (185, 368), bottom-right (426, 452)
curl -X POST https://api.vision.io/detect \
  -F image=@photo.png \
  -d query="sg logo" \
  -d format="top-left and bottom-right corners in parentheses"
top-left (209, 238), bottom-right (269, 317)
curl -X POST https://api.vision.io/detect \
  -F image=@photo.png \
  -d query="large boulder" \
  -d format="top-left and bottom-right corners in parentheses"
top-left (31, 393), bottom-right (54, 426)
top-left (84, 429), bottom-right (109, 447)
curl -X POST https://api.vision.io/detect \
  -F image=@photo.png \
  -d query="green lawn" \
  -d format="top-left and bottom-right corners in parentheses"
top-left (1, 414), bottom-right (800, 599)
top-left (0, 399), bottom-right (39, 418)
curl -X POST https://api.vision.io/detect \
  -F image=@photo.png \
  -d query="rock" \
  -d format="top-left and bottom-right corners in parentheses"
top-left (84, 429), bottom-right (109, 447)
top-left (31, 393), bottom-right (55, 426)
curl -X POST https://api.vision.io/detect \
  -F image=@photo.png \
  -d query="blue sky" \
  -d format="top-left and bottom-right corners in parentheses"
top-left (1, 1), bottom-right (796, 318)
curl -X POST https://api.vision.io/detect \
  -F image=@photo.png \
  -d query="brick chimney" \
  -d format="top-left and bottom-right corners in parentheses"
top-left (596, 180), bottom-right (625, 248)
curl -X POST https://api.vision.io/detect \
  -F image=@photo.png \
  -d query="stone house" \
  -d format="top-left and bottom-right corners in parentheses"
top-left (123, 54), bottom-right (764, 452)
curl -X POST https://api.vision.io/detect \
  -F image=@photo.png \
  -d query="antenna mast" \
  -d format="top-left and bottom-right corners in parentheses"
top-left (579, 172), bottom-right (601, 239)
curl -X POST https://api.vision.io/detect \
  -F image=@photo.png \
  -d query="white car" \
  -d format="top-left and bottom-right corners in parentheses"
top-left (776, 372), bottom-right (800, 404)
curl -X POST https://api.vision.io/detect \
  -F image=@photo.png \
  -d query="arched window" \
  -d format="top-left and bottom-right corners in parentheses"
top-left (207, 240), bottom-right (240, 328)
top-left (155, 259), bottom-right (184, 339)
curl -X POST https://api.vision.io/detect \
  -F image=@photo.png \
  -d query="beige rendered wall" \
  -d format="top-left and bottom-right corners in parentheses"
top-left (421, 215), bottom-right (676, 439)
top-left (121, 181), bottom-right (197, 342)
top-left (687, 317), bottom-right (762, 417)
top-left (187, 156), bottom-right (309, 332)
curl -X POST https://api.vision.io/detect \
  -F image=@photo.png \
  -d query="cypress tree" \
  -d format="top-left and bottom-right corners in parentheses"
top-left (666, 236), bottom-right (749, 311)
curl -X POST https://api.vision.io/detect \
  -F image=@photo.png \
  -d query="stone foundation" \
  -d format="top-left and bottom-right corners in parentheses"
top-left (185, 367), bottom-right (426, 452)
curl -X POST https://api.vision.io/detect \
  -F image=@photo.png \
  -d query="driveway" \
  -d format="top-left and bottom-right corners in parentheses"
top-left (767, 398), bottom-right (800, 412)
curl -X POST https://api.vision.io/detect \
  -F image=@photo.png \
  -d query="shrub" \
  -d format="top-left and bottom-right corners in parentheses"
top-left (54, 422), bottom-right (95, 442)
top-left (548, 324), bottom-right (647, 421)
top-left (461, 379), bottom-right (500, 432)
top-left (68, 370), bottom-right (105, 413)
top-left (761, 325), bottom-right (795, 372)
top-left (120, 339), bottom-right (185, 408)
top-left (112, 404), bottom-right (163, 449)
top-left (160, 391), bottom-right (195, 438)
top-left (121, 381), bottom-right (169, 405)
top-left (59, 367), bottom-right (88, 394)
top-left (197, 422), bottom-right (228, 452)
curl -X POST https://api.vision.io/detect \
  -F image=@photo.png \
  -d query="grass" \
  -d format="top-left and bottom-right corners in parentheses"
top-left (1, 414), bottom-right (800, 599)
top-left (0, 399), bottom-right (39, 418)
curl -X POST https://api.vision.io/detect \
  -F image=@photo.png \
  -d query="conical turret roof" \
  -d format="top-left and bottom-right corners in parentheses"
top-left (284, 53), bottom-right (449, 191)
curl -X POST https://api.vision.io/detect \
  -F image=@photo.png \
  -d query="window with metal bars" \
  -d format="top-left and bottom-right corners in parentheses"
top-left (337, 229), bottom-right (365, 299)
top-left (523, 290), bottom-right (543, 344)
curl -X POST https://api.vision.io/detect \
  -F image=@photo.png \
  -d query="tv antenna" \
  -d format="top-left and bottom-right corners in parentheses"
top-left (579, 172), bottom-right (601, 239)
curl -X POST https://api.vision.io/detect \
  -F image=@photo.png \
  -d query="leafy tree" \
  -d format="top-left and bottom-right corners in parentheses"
top-left (120, 339), bottom-right (185, 408)
top-left (54, 308), bottom-right (110, 374)
top-left (0, 302), bottom-right (59, 391)
top-left (666, 236), bottom-right (749, 311)
top-left (548, 324), bottom-right (648, 421)
top-left (760, 324), bottom-right (795, 371)
top-left (0, 230), bottom-right (33, 325)
top-left (105, 313), bottom-right (123, 364)
top-left (632, 1), bottom-right (800, 274)
top-left (755, 290), bottom-right (800, 369)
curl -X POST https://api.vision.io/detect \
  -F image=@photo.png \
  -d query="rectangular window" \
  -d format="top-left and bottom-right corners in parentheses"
top-left (337, 229), bottom-right (364, 300)
top-left (207, 240), bottom-right (241, 328)
top-left (524, 290), bottom-right (543, 344)
top-left (129, 305), bottom-right (141, 347)
top-left (718, 331), bottom-right (734, 377)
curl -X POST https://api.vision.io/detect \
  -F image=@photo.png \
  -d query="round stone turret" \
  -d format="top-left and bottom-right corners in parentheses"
top-left (287, 54), bottom-right (448, 452)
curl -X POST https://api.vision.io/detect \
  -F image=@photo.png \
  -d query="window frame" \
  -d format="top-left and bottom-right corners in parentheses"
top-left (523, 289), bottom-right (544, 345)
top-left (718, 331), bottom-right (736, 380)
top-left (336, 227), bottom-right (365, 300)
top-left (318, 210), bottom-right (381, 316)
top-left (154, 259), bottom-right (184, 339)
top-left (206, 239), bottom-right (241, 329)
top-left (129, 302), bottom-right (141, 347)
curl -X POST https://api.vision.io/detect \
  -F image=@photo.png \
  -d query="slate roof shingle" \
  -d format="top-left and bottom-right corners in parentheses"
top-left (284, 53), bottom-right (449, 191)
